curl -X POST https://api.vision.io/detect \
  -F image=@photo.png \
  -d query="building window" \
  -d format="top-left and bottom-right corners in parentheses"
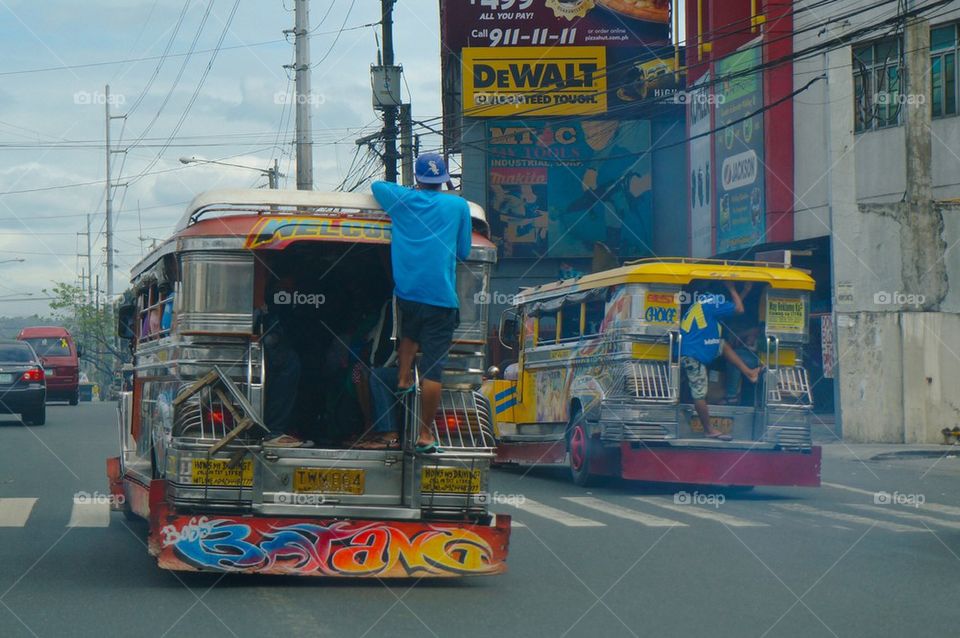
top-left (931, 24), bottom-right (958, 118)
top-left (853, 37), bottom-right (902, 132)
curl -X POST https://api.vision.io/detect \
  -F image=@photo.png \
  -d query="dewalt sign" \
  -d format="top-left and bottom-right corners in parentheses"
top-left (462, 46), bottom-right (607, 117)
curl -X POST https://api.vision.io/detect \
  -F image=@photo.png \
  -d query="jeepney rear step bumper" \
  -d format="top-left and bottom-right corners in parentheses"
top-left (619, 443), bottom-right (822, 487)
top-left (147, 501), bottom-right (511, 577)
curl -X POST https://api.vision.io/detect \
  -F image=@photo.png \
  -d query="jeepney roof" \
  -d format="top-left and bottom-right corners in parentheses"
top-left (177, 188), bottom-right (488, 232)
top-left (515, 258), bottom-right (815, 305)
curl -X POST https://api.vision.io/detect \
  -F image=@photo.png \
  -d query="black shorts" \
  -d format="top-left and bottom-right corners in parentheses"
top-left (397, 298), bottom-right (459, 382)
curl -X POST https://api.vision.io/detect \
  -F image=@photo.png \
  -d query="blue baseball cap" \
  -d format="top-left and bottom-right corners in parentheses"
top-left (414, 153), bottom-right (450, 184)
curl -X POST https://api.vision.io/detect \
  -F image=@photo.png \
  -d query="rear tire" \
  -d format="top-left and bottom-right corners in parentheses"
top-left (24, 402), bottom-right (46, 426)
top-left (567, 408), bottom-right (600, 487)
top-left (69, 391), bottom-right (79, 406)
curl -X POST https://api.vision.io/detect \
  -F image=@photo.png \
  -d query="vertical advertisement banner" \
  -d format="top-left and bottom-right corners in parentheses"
top-left (714, 44), bottom-right (765, 253)
top-left (688, 72), bottom-right (712, 257)
top-left (487, 120), bottom-right (652, 258)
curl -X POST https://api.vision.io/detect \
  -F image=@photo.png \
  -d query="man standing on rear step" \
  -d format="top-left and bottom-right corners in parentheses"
top-left (371, 153), bottom-right (472, 454)
top-left (679, 281), bottom-right (762, 441)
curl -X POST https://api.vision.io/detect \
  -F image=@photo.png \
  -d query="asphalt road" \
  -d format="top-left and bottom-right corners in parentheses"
top-left (2, 402), bottom-right (959, 637)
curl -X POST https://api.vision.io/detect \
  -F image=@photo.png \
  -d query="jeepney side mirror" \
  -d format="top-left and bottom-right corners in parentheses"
top-left (498, 310), bottom-right (519, 350)
top-left (117, 302), bottom-right (136, 340)
top-left (76, 344), bottom-right (84, 358)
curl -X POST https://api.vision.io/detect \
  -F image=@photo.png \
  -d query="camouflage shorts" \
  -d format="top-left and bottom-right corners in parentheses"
top-left (681, 356), bottom-right (709, 401)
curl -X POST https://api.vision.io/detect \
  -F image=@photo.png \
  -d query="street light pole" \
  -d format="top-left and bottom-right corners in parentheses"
top-left (179, 157), bottom-right (281, 188)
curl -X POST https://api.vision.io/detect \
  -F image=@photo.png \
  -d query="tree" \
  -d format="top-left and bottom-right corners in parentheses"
top-left (44, 282), bottom-right (125, 386)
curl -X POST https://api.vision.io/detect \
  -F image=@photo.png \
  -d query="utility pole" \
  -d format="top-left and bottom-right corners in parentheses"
top-left (293, 0), bottom-right (313, 190)
top-left (399, 103), bottom-right (413, 185)
top-left (381, 0), bottom-right (398, 182)
top-left (268, 158), bottom-right (279, 189)
top-left (78, 214), bottom-right (93, 302)
top-left (104, 84), bottom-right (114, 299)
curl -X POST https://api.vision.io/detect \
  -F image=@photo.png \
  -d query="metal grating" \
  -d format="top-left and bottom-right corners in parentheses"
top-left (621, 361), bottom-right (677, 402)
top-left (172, 380), bottom-right (258, 442)
top-left (428, 390), bottom-right (496, 450)
top-left (767, 367), bottom-right (813, 406)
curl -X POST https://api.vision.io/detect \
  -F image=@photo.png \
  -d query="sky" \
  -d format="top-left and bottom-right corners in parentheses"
top-left (0, 0), bottom-right (447, 316)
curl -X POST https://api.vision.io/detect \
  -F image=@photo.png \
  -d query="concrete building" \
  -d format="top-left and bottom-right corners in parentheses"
top-left (690, 0), bottom-right (960, 442)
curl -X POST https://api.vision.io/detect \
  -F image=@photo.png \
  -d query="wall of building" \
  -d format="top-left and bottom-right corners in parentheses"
top-left (793, 0), bottom-right (960, 220)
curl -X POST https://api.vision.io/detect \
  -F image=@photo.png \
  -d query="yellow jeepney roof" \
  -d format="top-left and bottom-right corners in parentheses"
top-left (516, 258), bottom-right (815, 304)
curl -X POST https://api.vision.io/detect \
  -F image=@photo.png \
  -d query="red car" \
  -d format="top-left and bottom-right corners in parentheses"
top-left (17, 326), bottom-right (82, 405)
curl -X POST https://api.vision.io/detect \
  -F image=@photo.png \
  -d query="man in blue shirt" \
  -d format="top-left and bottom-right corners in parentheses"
top-left (371, 154), bottom-right (472, 453)
top-left (680, 281), bottom-right (761, 440)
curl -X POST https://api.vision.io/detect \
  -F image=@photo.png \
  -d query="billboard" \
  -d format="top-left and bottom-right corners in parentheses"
top-left (441, 0), bottom-right (670, 51)
top-left (462, 46), bottom-right (608, 117)
top-left (688, 72), bottom-right (712, 257)
top-left (440, 0), bottom-right (675, 145)
top-left (714, 44), bottom-right (765, 253)
top-left (486, 119), bottom-right (652, 258)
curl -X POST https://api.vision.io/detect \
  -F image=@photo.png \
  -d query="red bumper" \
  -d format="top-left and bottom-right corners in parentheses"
top-left (620, 444), bottom-right (822, 487)
top-left (147, 503), bottom-right (511, 578)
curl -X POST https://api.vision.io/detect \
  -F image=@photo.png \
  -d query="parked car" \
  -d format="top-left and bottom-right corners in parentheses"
top-left (17, 326), bottom-right (81, 405)
top-left (0, 339), bottom-right (46, 425)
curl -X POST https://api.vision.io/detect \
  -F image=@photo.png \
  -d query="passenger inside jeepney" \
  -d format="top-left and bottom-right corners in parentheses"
top-left (256, 244), bottom-right (395, 448)
top-left (719, 286), bottom-right (765, 405)
top-left (678, 280), bottom-right (764, 440)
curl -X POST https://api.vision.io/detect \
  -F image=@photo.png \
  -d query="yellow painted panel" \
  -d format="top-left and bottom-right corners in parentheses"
top-left (632, 342), bottom-right (671, 360)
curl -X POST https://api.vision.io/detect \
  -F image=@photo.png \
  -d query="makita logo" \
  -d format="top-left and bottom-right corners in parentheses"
top-left (721, 149), bottom-right (758, 191)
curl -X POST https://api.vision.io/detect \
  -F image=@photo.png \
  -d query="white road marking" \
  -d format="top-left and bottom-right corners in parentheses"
top-left (0, 498), bottom-right (37, 527)
top-left (846, 504), bottom-right (960, 530)
top-left (564, 497), bottom-right (687, 527)
top-left (774, 503), bottom-right (926, 533)
top-left (511, 520), bottom-right (527, 528)
top-left (67, 499), bottom-right (110, 528)
top-left (633, 497), bottom-right (767, 527)
top-left (823, 482), bottom-right (960, 516)
top-left (506, 498), bottom-right (605, 527)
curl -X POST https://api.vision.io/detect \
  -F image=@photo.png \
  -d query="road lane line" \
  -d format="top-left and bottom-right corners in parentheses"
top-left (0, 498), bottom-right (37, 527)
top-left (564, 497), bottom-right (687, 527)
top-left (633, 497), bottom-right (767, 527)
top-left (67, 499), bottom-right (110, 528)
top-left (506, 498), bottom-right (605, 527)
top-left (846, 504), bottom-right (960, 530)
top-left (774, 503), bottom-right (926, 532)
top-left (824, 482), bottom-right (960, 516)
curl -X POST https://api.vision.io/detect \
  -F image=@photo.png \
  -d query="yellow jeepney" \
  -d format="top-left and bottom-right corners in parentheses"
top-left (484, 258), bottom-right (822, 487)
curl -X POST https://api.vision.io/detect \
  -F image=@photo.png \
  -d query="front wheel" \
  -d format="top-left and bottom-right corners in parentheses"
top-left (567, 409), bottom-right (600, 487)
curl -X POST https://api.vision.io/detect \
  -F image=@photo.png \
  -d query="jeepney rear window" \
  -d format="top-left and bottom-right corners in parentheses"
top-left (537, 313), bottom-right (557, 344)
top-left (560, 303), bottom-right (581, 341)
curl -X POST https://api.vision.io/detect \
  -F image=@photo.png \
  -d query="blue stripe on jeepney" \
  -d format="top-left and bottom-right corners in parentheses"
top-left (495, 397), bottom-right (517, 414)
top-left (494, 386), bottom-right (516, 401)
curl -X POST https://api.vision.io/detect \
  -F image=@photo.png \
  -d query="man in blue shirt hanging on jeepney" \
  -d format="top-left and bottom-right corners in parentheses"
top-left (679, 281), bottom-right (762, 440)
top-left (370, 154), bottom-right (472, 454)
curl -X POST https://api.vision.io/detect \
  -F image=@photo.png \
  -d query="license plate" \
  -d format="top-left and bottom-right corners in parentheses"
top-left (0, 373), bottom-right (12, 384)
top-left (421, 467), bottom-right (482, 494)
top-left (44, 369), bottom-right (54, 377)
top-left (190, 459), bottom-right (253, 487)
top-left (293, 468), bottom-right (365, 495)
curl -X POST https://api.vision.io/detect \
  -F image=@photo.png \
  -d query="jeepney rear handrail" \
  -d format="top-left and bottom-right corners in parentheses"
top-left (623, 257), bottom-right (801, 270)
top-left (177, 189), bottom-right (490, 236)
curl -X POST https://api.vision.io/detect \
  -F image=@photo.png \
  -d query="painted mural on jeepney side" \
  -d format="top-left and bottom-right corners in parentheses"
top-left (535, 368), bottom-right (571, 422)
top-left (155, 516), bottom-right (507, 577)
